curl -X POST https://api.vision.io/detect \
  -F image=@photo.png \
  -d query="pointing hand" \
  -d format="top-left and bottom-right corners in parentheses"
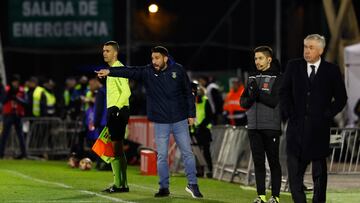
top-left (95, 69), bottom-right (110, 78)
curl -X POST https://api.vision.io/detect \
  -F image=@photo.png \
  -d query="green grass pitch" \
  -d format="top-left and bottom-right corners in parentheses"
top-left (0, 160), bottom-right (358, 203)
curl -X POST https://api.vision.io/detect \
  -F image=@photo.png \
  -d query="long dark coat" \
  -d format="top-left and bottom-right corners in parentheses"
top-left (280, 58), bottom-right (347, 160)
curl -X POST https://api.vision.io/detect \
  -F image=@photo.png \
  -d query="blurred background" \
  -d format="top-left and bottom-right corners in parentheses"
top-left (0, 0), bottom-right (360, 127)
top-left (1, 0), bottom-right (359, 82)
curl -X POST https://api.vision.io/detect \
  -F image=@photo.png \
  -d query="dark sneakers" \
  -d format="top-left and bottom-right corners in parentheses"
top-left (185, 184), bottom-right (203, 198)
top-left (102, 185), bottom-right (129, 193)
top-left (253, 197), bottom-right (265, 203)
top-left (154, 188), bottom-right (170, 197)
top-left (267, 196), bottom-right (279, 203)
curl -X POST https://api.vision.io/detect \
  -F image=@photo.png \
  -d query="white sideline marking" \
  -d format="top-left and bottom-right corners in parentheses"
top-left (1, 170), bottom-right (137, 203)
top-left (128, 183), bottom-right (157, 192)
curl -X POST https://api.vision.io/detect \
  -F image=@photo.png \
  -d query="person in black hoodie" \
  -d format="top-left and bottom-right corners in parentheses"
top-left (240, 46), bottom-right (282, 203)
top-left (96, 46), bottom-right (203, 199)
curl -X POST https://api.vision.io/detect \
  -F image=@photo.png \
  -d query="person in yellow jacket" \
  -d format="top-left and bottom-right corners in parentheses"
top-left (33, 79), bottom-right (56, 117)
top-left (101, 41), bottom-right (131, 193)
top-left (190, 81), bottom-right (214, 178)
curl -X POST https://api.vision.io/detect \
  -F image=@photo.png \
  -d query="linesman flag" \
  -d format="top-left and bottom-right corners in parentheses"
top-left (92, 127), bottom-right (114, 163)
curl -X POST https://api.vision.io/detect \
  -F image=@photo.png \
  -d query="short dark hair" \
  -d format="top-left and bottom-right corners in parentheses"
top-left (254, 46), bottom-right (273, 58)
top-left (104, 41), bottom-right (119, 52)
top-left (151, 46), bottom-right (169, 56)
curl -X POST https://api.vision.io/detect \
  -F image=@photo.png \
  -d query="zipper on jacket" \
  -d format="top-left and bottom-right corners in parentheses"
top-left (255, 73), bottom-right (262, 130)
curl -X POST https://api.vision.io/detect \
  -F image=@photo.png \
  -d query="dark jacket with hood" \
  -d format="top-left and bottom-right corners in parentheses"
top-left (240, 60), bottom-right (282, 130)
top-left (106, 59), bottom-right (195, 124)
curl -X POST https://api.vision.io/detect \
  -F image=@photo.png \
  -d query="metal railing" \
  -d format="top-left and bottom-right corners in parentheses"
top-left (209, 125), bottom-right (360, 190)
top-left (4, 117), bottom-right (83, 157)
top-left (329, 128), bottom-right (360, 174)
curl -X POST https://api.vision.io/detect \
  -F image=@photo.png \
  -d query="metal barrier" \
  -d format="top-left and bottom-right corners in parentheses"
top-left (4, 116), bottom-right (177, 160)
top-left (210, 125), bottom-right (360, 191)
top-left (329, 128), bottom-right (360, 174)
top-left (4, 117), bottom-right (83, 157)
top-left (4, 115), bottom-right (359, 182)
top-left (212, 125), bottom-right (254, 185)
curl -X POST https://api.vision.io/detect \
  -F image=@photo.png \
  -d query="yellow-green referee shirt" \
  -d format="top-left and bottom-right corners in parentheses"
top-left (106, 60), bottom-right (131, 108)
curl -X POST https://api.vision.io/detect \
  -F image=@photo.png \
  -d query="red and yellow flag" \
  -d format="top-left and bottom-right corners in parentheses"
top-left (92, 127), bottom-right (114, 163)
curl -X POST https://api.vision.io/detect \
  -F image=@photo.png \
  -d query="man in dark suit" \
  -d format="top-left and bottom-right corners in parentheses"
top-left (280, 34), bottom-right (347, 203)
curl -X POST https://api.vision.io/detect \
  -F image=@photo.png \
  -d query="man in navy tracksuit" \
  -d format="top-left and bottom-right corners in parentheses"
top-left (96, 46), bottom-right (203, 198)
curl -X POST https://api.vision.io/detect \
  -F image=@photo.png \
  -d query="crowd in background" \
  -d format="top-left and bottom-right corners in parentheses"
top-left (0, 74), bottom-right (146, 161)
top-left (0, 73), bottom-right (247, 129)
top-left (0, 70), bottom-right (350, 161)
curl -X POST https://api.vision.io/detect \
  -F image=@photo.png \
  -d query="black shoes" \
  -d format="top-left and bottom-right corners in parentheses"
top-left (154, 185), bottom-right (203, 198)
top-left (154, 188), bottom-right (170, 197)
top-left (102, 185), bottom-right (129, 193)
top-left (185, 184), bottom-right (203, 198)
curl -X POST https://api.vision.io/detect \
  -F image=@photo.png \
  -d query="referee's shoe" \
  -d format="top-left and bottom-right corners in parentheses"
top-left (185, 184), bottom-right (203, 198)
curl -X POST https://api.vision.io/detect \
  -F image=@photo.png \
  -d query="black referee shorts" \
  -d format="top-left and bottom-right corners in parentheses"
top-left (106, 106), bottom-right (130, 141)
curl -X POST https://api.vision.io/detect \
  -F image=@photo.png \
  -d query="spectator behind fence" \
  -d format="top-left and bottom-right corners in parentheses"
top-left (85, 77), bottom-right (99, 142)
top-left (240, 46), bottom-right (282, 203)
top-left (280, 34), bottom-right (347, 203)
top-left (24, 76), bottom-right (39, 117)
top-left (32, 78), bottom-right (57, 117)
top-left (198, 76), bottom-right (224, 125)
top-left (77, 75), bottom-right (89, 100)
top-left (190, 80), bottom-right (214, 178)
top-left (0, 74), bottom-right (27, 159)
top-left (96, 45), bottom-right (203, 198)
top-left (42, 79), bottom-right (57, 117)
top-left (61, 77), bottom-right (80, 120)
top-left (223, 78), bottom-right (247, 126)
top-left (92, 77), bottom-right (107, 140)
top-left (92, 77), bottom-right (110, 170)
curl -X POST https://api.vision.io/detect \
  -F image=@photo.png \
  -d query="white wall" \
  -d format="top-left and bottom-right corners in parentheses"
top-left (344, 43), bottom-right (360, 126)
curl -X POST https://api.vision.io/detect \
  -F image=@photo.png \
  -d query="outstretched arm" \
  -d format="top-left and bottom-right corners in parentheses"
top-left (95, 69), bottom-right (110, 78)
top-left (95, 65), bottom-right (150, 81)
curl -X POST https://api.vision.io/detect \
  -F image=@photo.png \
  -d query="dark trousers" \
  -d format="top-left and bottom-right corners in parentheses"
top-left (0, 114), bottom-right (26, 157)
top-left (287, 153), bottom-right (327, 203)
top-left (201, 143), bottom-right (213, 172)
top-left (248, 129), bottom-right (282, 197)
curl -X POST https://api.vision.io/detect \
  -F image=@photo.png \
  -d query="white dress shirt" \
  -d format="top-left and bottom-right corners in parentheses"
top-left (307, 58), bottom-right (321, 77)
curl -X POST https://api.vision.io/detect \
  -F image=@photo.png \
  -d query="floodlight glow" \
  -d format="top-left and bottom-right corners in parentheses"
top-left (148, 4), bottom-right (159, 13)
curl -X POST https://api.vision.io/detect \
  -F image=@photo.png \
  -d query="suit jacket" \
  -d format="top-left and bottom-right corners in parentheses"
top-left (280, 58), bottom-right (347, 160)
